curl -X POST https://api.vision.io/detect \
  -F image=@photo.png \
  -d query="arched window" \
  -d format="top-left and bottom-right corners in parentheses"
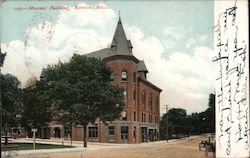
top-left (155, 97), bottom-right (159, 112)
top-left (110, 72), bottom-right (114, 81)
top-left (149, 94), bottom-right (153, 111)
top-left (121, 70), bottom-right (127, 81)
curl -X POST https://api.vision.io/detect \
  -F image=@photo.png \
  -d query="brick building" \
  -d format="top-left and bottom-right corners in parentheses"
top-left (47, 17), bottom-right (162, 144)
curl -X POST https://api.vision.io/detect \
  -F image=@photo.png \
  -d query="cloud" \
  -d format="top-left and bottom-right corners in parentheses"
top-left (1, 3), bottom-right (117, 86)
top-left (186, 34), bottom-right (208, 48)
top-left (163, 26), bottom-right (185, 40)
top-left (127, 27), bottom-right (215, 114)
top-left (1, 2), bottom-right (215, 114)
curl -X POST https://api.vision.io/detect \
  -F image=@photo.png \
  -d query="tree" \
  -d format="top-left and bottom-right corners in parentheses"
top-left (187, 112), bottom-right (200, 135)
top-left (0, 49), bottom-right (6, 67)
top-left (168, 108), bottom-right (188, 138)
top-left (203, 93), bottom-right (215, 133)
top-left (160, 108), bottom-right (188, 140)
top-left (0, 73), bottom-right (22, 144)
top-left (0, 49), bottom-right (5, 150)
top-left (187, 93), bottom-right (215, 135)
top-left (160, 93), bottom-right (215, 139)
top-left (21, 77), bottom-right (53, 138)
top-left (42, 54), bottom-right (125, 147)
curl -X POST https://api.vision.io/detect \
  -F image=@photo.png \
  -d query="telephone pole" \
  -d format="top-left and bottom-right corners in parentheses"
top-left (163, 105), bottom-right (170, 142)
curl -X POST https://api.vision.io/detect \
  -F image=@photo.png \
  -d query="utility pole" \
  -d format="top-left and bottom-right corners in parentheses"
top-left (163, 105), bottom-right (170, 142)
top-left (166, 105), bottom-right (169, 142)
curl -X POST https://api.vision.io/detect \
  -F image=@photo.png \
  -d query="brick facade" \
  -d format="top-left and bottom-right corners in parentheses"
top-left (47, 17), bottom-right (162, 144)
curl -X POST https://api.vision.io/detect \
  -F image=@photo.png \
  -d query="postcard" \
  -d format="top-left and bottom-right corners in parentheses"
top-left (0, 0), bottom-right (249, 158)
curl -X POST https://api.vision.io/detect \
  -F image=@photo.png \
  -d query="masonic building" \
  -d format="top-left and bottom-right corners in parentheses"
top-left (48, 17), bottom-right (162, 144)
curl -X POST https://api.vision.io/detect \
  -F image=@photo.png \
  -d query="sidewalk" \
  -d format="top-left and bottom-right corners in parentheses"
top-left (1, 138), bottom-right (172, 158)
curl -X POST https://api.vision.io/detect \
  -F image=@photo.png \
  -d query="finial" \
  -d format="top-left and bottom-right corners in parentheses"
top-left (118, 11), bottom-right (121, 24)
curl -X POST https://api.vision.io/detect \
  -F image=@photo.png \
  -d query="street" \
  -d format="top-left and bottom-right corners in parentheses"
top-left (3, 135), bottom-right (214, 158)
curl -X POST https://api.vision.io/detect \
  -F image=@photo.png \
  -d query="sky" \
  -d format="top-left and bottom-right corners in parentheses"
top-left (0, 0), bottom-right (215, 115)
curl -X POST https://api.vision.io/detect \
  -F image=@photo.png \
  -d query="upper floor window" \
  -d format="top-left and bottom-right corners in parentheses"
top-left (155, 97), bottom-right (159, 112)
top-left (141, 90), bottom-right (146, 109)
top-left (110, 72), bottom-right (114, 81)
top-left (123, 90), bottom-right (127, 102)
top-left (122, 111), bottom-right (127, 121)
top-left (133, 90), bottom-right (136, 101)
top-left (149, 94), bottom-right (153, 111)
top-left (133, 72), bottom-right (136, 82)
top-left (121, 70), bottom-right (127, 81)
top-left (134, 111), bottom-right (136, 122)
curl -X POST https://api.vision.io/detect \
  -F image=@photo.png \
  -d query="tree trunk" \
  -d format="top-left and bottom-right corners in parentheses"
top-left (83, 124), bottom-right (87, 147)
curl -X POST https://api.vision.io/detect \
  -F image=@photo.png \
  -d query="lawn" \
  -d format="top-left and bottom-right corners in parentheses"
top-left (1, 143), bottom-right (74, 151)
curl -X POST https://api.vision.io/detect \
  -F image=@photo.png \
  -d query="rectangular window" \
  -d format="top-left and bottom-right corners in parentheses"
top-left (122, 111), bottom-right (127, 121)
top-left (149, 94), bottom-right (153, 111)
top-left (134, 111), bottom-right (136, 122)
top-left (88, 127), bottom-right (98, 139)
top-left (133, 72), bottom-right (136, 82)
top-left (133, 90), bottom-right (136, 101)
top-left (109, 126), bottom-right (115, 136)
top-left (123, 90), bottom-right (127, 102)
top-left (64, 127), bottom-right (71, 139)
top-left (121, 126), bottom-right (128, 140)
top-left (155, 97), bottom-right (159, 112)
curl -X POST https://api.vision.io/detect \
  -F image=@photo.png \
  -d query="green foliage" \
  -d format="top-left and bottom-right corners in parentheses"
top-left (0, 49), bottom-right (6, 67)
top-left (42, 54), bottom-right (124, 147)
top-left (0, 74), bottom-right (22, 129)
top-left (160, 93), bottom-right (215, 140)
top-left (160, 108), bottom-right (188, 140)
top-left (21, 79), bottom-right (53, 130)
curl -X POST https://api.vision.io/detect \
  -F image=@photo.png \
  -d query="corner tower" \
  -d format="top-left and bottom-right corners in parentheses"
top-left (84, 16), bottom-right (161, 144)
